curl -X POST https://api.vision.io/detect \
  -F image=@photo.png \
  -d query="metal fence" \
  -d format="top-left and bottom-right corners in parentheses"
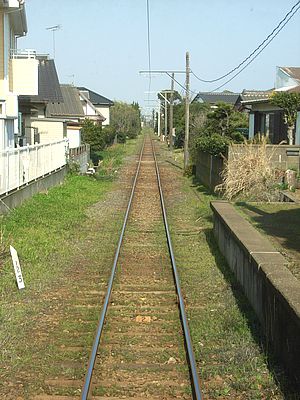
top-left (0, 139), bottom-right (68, 196)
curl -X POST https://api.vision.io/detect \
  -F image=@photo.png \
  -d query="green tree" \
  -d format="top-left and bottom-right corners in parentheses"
top-left (270, 92), bottom-right (300, 145)
top-left (204, 102), bottom-right (247, 139)
top-left (110, 101), bottom-right (141, 140)
top-left (81, 119), bottom-right (105, 151)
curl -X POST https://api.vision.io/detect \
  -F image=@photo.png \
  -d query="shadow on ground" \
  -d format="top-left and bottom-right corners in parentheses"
top-left (237, 202), bottom-right (300, 255)
top-left (204, 226), bottom-right (299, 399)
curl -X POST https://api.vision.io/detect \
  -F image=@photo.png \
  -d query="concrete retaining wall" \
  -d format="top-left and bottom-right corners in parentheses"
top-left (0, 167), bottom-right (67, 214)
top-left (69, 144), bottom-right (90, 174)
top-left (211, 200), bottom-right (300, 387)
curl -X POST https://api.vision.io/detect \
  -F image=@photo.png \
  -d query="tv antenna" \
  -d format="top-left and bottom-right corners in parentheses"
top-left (46, 24), bottom-right (62, 59)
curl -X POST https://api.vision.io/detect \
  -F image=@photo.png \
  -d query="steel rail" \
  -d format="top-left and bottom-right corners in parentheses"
top-left (81, 138), bottom-right (145, 400)
top-left (150, 137), bottom-right (203, 400)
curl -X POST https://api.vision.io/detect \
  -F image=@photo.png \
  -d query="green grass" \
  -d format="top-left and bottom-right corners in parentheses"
top-left (96, 138), bottom-right (138, 178)
top-left (158, 144), bottom-right (298, 399)
top-left (0, 136), bottom-right (141, 397)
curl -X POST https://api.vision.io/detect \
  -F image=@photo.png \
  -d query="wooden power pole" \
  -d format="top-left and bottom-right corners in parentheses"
top-left (169, 73), bottom-right (174, 150)
top-left (158, 103), bottom-right (161, 139)
top-left (184, 51), bottom-right (190, 170)
top-left (164, 95), bottom-right (168, 141)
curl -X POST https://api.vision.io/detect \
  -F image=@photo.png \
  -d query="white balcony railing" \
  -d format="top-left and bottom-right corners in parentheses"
top-left (10, 49), bottom-right (37, 59)
top-left (0, 139), bottom-right (68, 196)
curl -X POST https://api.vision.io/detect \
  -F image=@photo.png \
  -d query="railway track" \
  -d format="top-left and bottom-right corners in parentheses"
top-left (81, 135), bottom-right (202, 399)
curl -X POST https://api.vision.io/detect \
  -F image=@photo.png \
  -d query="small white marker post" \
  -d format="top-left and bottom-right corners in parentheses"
top-left (10, 245), bottom-right (25, 290)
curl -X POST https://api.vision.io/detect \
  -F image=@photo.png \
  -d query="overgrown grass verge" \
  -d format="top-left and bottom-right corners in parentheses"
top-left (0, 137), bottom-right (140, 396)
top-left (159, 143), bottom-right (297, 399)
top-left (0, 138), bottom-right (138, 293)
top-left (96, 138), bottom-right (138, 179)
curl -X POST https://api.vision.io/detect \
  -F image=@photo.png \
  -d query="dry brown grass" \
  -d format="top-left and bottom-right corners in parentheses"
top-left (217, 137), bottom-right (284, 201)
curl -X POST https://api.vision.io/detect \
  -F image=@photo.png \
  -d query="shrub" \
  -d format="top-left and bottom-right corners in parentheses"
top-left (191, 134), bottom-right (230, 159)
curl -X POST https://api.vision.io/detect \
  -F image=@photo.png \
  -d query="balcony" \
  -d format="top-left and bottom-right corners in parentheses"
top-left (10, 50), bottom-right (39, 96)
top-left (10, 49), bottom-right (37, 59)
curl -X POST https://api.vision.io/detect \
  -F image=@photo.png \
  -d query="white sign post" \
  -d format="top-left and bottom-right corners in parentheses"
top-left (10, 246), bottom-right (25, 290)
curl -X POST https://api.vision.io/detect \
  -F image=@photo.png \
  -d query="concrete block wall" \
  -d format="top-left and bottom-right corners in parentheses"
top-left (195, 151), bottom-right (224, 192)
top-left (211, 200), bottom-right (300, 387)
top-left (230, 144), bottom-right (300, 171)
top-left (69, 144), bottom-right (90, 174)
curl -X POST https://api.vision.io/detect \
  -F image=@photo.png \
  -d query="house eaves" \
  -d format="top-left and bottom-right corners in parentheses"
top-left (4, 1), bottom-right (28, 36)
top-left (77, 86), bottom-right (114, 106)
top-left (279, 67), bottom-right (300, 83)
top-left (241, 98), bottom-right (270, 105)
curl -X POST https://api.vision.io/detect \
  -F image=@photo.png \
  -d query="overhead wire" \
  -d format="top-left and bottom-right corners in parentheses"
top-left (210, 2), bottom-right (300, 92)
top-left (166, 1), bottom-right (300, 98)
top-left (146, 0), bottom-right (152, 109)
top-left (191, 0), bottom-right (300, 84)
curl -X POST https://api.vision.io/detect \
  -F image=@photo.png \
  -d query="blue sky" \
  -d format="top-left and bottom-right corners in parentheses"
top-left (21, 0), bottom-right (300, 116)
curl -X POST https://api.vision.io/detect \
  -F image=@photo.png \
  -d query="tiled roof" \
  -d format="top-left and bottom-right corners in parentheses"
top-left (241, 89), bottom-right (273, 103)
top-left (19, 58), bottom-right (63, 103)
top-left (192, 91), bottom-right (241, 105)
top-left (241, 85), bottom-right (300, 104)
top-left (46, 85), bottom-right (84, 117)
top-left (77, 87), bottom-right (114, 106)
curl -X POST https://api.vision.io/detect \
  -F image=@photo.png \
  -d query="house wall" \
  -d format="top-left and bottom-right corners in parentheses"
top-left (11, 58), bottom-right (39, 95)
top-left (67, 127), bottom-right (81, 149)
top-left (31, 119), bottom-right (65, 144)
top-left (0, 9), bottom-right (24, 149)
top-left (95, 105), bottom-right (110, 125)
top-left (82, 100), bottom-right (96, 116)
top-left (0, 11), bottom-right (4, 81)
top-left (248, 113), bottom-right (254, 139)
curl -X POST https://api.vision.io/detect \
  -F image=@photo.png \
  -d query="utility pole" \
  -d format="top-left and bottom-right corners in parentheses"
top-left (158, 104), bottom-right (161, 139)
top-left (184, 51), bottom-right (190, 170)
top-left (164, 95), bottom-right (168, 142)
top-left (169, 73), bottom-right (174, 150)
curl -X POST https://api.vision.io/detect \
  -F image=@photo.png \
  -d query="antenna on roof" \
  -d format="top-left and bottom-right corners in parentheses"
top-left (46, 24), bottom-right (62, 59)
top-left (67, 74), bottom-right (75, 86)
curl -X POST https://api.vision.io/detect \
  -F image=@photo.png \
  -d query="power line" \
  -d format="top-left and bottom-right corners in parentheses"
top-left (146, 0), bottom-right (152, 101)
top-left (166, 72), bottom-right (198, 97)
top-left (210, 3), bottom-right (300, 92)
top-left (192, 0), bottom-right (300, 84)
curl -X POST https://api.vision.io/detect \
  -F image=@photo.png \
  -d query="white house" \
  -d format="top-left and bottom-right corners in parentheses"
top-left (0, 0), bottom-right (38, 150)
top-left (18, 55), bottom-right (65, 145)
top-left (77, 87), bottom-right (113, 126)
top-left (0, 2), bottom-right (68, 199)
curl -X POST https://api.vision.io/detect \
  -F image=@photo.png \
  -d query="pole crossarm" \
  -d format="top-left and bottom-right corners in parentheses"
top-left (140, 70), bottom-right (186, 74)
